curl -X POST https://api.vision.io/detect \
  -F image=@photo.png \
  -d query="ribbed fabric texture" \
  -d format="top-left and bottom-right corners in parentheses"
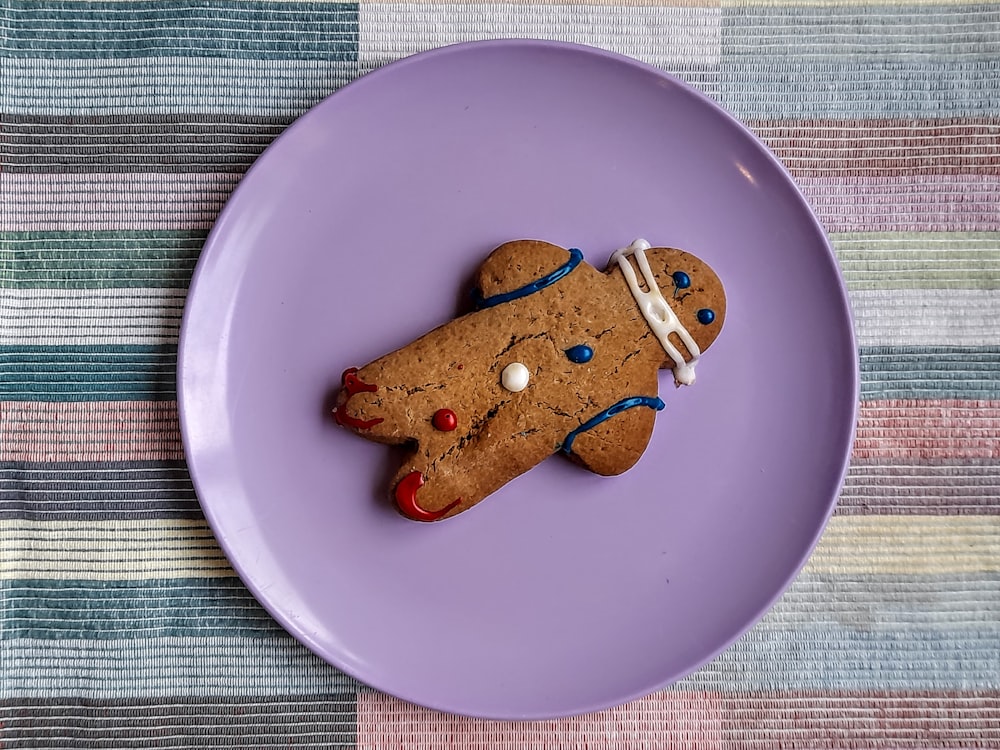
top-left (1, 0), bottom-right (998, 746)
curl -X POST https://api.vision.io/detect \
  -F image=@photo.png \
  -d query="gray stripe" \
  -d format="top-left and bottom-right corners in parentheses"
top-left (0, 461), bottom-right (200, 520)
top-left (0, 695), bottom-right (356, 749)
top-left (840, 459), bottom-right (1000, 515)
top-left (0, 114), bottom-right (289, 174)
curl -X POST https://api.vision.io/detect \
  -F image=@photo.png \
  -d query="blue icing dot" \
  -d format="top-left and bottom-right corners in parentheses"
top-left (697, 308), bottom-right (716, 325)
top-left (565, 344), bottom-right (594, 364)
top-left (671, 271), bottom-right (691, 290)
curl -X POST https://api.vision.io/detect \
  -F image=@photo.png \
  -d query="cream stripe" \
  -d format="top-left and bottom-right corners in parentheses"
top-left (2, 288), bottom-right (992, 349)
top-left (0, 519), bottom-right (235, 581)
top-left (359, 4), bottom-right (721, 68)
top-left (0, 171), bottom-right (238, 232)
top-left (849, 289), bottom-right (1000, 347)
top-left (808, 515), bottom-right (1000, 576)
top-left (0, 287), bottom-right (185, 345)
top-left (364, 0), bottom-right (719, 5)
top-left (724, 0), bottom-right (990, 6)
top-left (1, 515), bottom-right (995, 581)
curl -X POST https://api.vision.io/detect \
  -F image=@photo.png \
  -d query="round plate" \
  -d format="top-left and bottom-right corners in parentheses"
top-left (178, 40), bottom-right (858, 719)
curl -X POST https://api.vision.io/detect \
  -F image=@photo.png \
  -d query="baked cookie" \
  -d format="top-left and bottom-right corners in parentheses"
top-left (333, 239), bottom-right (726, 521)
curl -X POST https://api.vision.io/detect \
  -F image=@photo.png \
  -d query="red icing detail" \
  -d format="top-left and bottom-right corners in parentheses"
top-left (333, 367), bottom-right (384, 430)
top-left (457, 364), bottom-right (464, 370)
top-left (395, 471), bottom-right (462, 522)
top-left (432, 408), bottom-right (458, 431)
top-left (341, 367), bottom-right (377, 395)
top-left (333, 406), bottom-right (384, 431)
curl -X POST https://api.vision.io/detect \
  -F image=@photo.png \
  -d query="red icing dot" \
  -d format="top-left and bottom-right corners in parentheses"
top-left (457, 363), bottom-right (464, 370)
top-left (432, 408), bottom-right (458, 431)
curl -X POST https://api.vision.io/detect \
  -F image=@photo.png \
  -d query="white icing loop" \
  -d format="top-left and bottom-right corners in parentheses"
top-left (610, 238), bottom-right (701, 385)
top-left (501, 362), bottom-right (530, 392)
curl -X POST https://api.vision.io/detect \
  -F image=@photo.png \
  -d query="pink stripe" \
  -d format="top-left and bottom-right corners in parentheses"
top-left (855, 400), bottom-right (1000, 461)
top-left (0, 401), bottom-right (182, 463)
top-left (797, 175), bottom-right (1000, 233)
top-left (0, 172), bottom-right (239, 232)
top-left (356, 691), bottom-right (723, 750)
top-left (2, 399), bottom-right (994, 466)
top-left (716, 690), bottom-right (1000, 748)
top-left (358, 690), bottom-right (1000, 749)
top-left (749, 118), bottom-right (1000, 178)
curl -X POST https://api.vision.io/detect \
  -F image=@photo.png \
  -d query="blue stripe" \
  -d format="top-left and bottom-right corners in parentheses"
top-left (680, 626), bottom-right (1000, 691)
top-left (0, 0), bottom-right (359, 60)
top-left (860, 346), bottom-right (1000, 401)
top-left (0, 637), bottom-right (361, 697)
top-left (720, 60), bottom-right (1000, 119)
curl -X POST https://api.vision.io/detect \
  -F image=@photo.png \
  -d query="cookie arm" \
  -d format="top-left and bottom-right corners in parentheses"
top-left (475, 240), bottom-right (602, 302)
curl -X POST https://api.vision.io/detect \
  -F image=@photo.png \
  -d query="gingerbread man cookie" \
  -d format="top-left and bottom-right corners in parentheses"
top-left (333, 239), bottom-right (726, 521)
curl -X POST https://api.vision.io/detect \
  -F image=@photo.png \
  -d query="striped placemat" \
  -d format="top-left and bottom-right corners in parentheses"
top-left (1, 0), bottom-right (998, 746)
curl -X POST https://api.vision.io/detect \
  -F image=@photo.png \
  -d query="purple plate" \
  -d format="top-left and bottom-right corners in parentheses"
top-left (178, 40), bottom-right (858, 719)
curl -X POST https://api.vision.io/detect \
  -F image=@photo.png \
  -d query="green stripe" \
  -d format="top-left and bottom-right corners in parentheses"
top-left (0, 0), bottom-right (359, 61)
top-left (0, 230), bottom-right (204, 289)
top-left (832, 232), bottom-right (1000, 290)
top-left (4, 231), bottom-right (998, 291)
top-left (722, 4), bottom-right (1000, 61)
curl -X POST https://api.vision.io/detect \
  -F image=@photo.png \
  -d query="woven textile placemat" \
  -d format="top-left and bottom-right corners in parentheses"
top-left (1, 1), bottom-right (998, 746)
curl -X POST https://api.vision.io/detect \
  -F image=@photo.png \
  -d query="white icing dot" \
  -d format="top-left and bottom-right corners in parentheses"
top-left (501, 362), bottom-right (530, 392)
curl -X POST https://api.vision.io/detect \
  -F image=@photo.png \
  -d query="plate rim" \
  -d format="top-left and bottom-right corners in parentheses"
top-left (177, 38), bottom-right (860, 719)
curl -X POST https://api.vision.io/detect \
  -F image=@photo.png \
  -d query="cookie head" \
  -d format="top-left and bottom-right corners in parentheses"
top-left (606, 240), bottom-right (726, 385)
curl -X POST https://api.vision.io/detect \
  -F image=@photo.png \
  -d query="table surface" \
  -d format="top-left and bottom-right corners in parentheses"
top-left (1, 1), bottom-right (998, 747)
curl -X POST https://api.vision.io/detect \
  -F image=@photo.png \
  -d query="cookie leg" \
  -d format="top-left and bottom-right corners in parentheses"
top-left (561, 405), bottom-right (658, 476)
top-left (391, 429), bottom-right (553, 521)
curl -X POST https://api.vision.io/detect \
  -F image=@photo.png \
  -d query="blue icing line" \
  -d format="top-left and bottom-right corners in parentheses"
top-left (474, 248), bottom-right (584, 310)
top-left (561, 396), bottom-right (665, 455)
